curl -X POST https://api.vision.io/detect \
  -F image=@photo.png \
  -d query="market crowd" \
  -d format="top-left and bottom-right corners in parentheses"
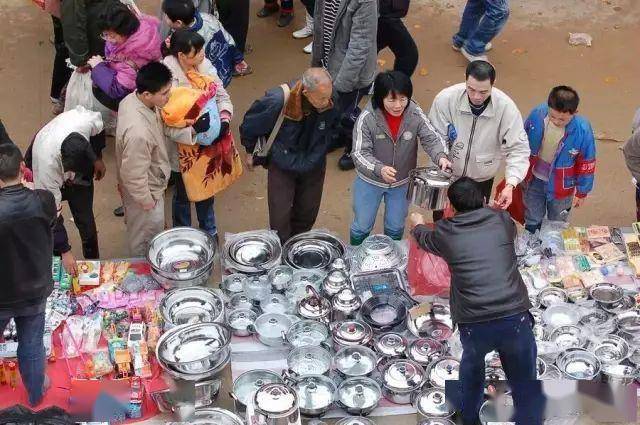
top-left (0, 0), bottom-right (637, 423)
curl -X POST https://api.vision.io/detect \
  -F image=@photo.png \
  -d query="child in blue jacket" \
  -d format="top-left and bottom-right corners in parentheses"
top-left (523, 86), bottom-right (596, 233)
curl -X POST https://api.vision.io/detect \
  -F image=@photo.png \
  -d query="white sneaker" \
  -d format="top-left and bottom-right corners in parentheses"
top-left (303, 41), bottom-right (313, 54)
top-left (293, 12), bottom-right (313, 39)
top-left (452, 42), bottom-right (492, 52)
top-left (460, 46), bottom-right (488, 62)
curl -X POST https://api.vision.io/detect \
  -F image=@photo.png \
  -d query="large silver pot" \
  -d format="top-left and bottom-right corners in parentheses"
top-left (336, 377), bottom-right (382, 416)
top-left (286, 374), bottom-right (336, 417)
top-left (250, 383), bottom-right (300, 425)
top-left (407, 166), bottom-right (452, 211)
top-left (380, 359), bottom-right (426, 405)
top-left (159, 287), bottom-right (224, 330)
top-left (230, 369), bottom-right (284, 415)
top-left (556, 348), bottom-right (601, 380)
top-left (189, 408), bottom-right (244, 425)
top-left (147, 227), bottom-right (216, 289)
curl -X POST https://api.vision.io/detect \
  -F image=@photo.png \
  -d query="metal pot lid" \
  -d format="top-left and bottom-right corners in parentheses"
top-left (157, 322), bottom-right (230, 365)
top-left (374, 332), bottom-right (408, 357)
top-left (254, 313), bottom-right (292, 339)
top-left (190, 408), bottom-right (244, 425)
top-left (293, 375), bottom-right (336, 410)
top-left (337, 377), bottom-right (381, 409)
top-left (260, 294), bottom-right (290, 315)
top-left (538, 287), bottom-right (568, 307)
top-left (549, 325), bottom-right (585, 350)
top-left (333, 320), bottom-right (373, 344)
top-left (335, 346), bottom-right (377, 376)
top-left (602, 364), bottom-right (638, 379)
top-left (616, 310), bottom-right (640, 333)
top-left (427, 357), bottom-right (460, 388)
top-left (255, 383), bottom-right (298, 414)
top-left (579, 310), bottom-right (611, 327)
top-left (232, 369), bottom-right (283, 406)
top-left (222, 274), bottom-right (246, 293)
top-left (414, 387), bottom-right (454, 418)
top-left (411, 319), bottom-right (454, 342)
top-left (542, 303), bottom-right (579, 328)
top-left (228, 293), bottom-right (254, 311)
top-left (297, 287), bottom-right (331, 319)
top-left (590, 283), bottom-right (624, 305)
top-left (335, 417), bottom-right (377, 425)
top-left (591, 334), bottom-right (630, 363)
top-left (414, 166), bottom-right (452, 186)
top-left (333, 288), bottom-right (362, 310)
top-left (407, 338), bottom-right (444, 365)
top-left (602, 294), bottom-right (637, 314)
top-left (381, 359), bottom-right (425, 390)
top-left (285, 319), bottom-right (329, 347)
top-left (147, 227), bottom-right (215, 279)
top-left (268, 265), bottom-right (294, 290)
top-left (288, 346), bottom-right (332, 376)
top-left (227, 308), bottom-right (257, 330)
top-left (160, 287), bottom-right (224, 326)
top-left (557, 348), bottom-right (601, 380)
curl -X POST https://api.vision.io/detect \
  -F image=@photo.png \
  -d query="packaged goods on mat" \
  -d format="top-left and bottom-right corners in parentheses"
top-left (77, 260), bottom-right (101, 286)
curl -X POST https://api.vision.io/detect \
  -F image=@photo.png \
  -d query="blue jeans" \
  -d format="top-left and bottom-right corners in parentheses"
top-left (350, 176), bottom-right (409, 244)
top-left (0, 312), bottom-right (46, 406)
top-left (524, 176), bottom-right (573, 233)
top-left (452, 0), bottom-right (510, 55)
top-left (455, 312), bottom-right (545, 425)
top-left (171, 172), bottom-right (217, 237)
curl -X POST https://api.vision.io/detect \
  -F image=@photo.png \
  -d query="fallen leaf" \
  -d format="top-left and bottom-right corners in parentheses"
top-left (377, 59), bottom-right (387, 67)
top-left (413, 24), bottom-right (422, 29)
top-left (419, 68), bottom-right (429, 76)
top-left (511, 47), bottom-right (527, 55)
top-left (603, 76), bottom-right (617, 84)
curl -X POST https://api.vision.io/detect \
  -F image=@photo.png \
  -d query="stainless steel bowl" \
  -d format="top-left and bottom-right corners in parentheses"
top-left (557, 348), bottom-right (601, 380)
top-left (224, 230), bottom-right (282, 274)
top-left (542, 303), bottom-right (579, 328)
top-left (159, 287), bottom-right (224, 329)
top-left (360, 295), bottom-right (407, 332)
top-left (601, 364), bottom-right (639, 385)
top-left (590, 334), bottom-right (630, 364)
top-left (220, 274), bottom-right (246, 298)
top-left (156, 322), bottom-right (231, 375)
top-left (590, 283), bottom-right (624, 305)
top-left (147, 227), bottom-right (216, 289)
top-left (601, 293), bottom-right (637, 314)
top-left (283, 230), bottom-right (346, 270)
top-left (537, 287), bottom-right (568, 307)
top-left (189, 408), bottom-right (244, 425)
top-left (548, 325), bottom-right (586, 350)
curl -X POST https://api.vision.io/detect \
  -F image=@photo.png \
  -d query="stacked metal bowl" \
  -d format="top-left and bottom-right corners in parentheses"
top-left (222, 230), bottom-right (282, 274)
top-left (282, 230), bottom-right (346, 270)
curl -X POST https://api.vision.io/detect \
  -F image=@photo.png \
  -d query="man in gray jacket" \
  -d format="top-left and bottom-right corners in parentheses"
top-left (428, 60), bottom-right (530, 219)
top-left (408, 177), bottom-right (543, 425)
top-left (623, 108), bottom-right (640, 221)
top-left (311, 0), bottom-right (378, 170)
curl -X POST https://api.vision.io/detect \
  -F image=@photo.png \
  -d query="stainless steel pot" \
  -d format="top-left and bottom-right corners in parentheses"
top-left (189, 408), bottom-right (244, 425)
top-left (601, 363), bottom-right (639, 385)
top-left (220, 273), bottom-right (246, 298)
top-left (360, 294), bottom-right (407, 332)
top-left (147, 227), bottom-right (216, 289)
top-left (244, 274), bottom-right (271, 303)
top-left (159, 287), bottom-right (224, 330)
top-left (407, 166), bottom-right (452, 211)
top-left (616, 310), bottom-right (640, 347)
top-left (336, 377), bottom-right (382, 416)
top-left (288, 374), bottom-right (336, 417)
top-left (156, 322), bottom-right (231, 375)
top-left (284, 319), bottom-right (330, 348)
top-left (335, 417), bottom-right (377, 425)
top-left (373, 332), bottom-right (408, 359)
top-left (321, 258), bottom-right (351, 298)
top-left (226, 308), bottom-right (257, 337)
top-left (227, 293), bottom-right (255, 311)
top-left (380, 359), bottom-right (426, 405)
top-left (287, 345), bottom-right (332, 376)
top-left (412, 387), bottom-right (454, 420)
top-left (332, 288), bottom-right (362, 322)
top-left (230, 369), bottom-right (284, 415)
top-left (479, 393), bottom-right (514, 425)
top-left (407, 303), bottom-right (455, 341)
top-left (556, 348), bottom-right (601, 380)
top-left (334, 346), bottom-right (378, 378)
top-left (250, 383), bottom-right (300, 425)
top-left (407, 338), bottom-right (445, 366)
top-left (282, 230), bottom-right (346, 270)
top-left (426, 357), bottom-right (460, 389)
top-left (269, 265), bottom-right (294, 293)
top-left (261, 293), bottom-right (292, 315)
top-left (332, 320), bottom-right (374, 348)
top-left (296, 285), bottom-right (332, 324)
top-left (249, 313), bottom-right (293, 347)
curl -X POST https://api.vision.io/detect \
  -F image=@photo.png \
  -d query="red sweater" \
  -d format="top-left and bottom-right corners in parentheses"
top-left (384, 111), bottom-right (402, 141)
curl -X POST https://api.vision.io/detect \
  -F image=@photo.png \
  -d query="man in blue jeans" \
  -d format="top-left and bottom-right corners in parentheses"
top-left (0, 143), bottom-right (57, 406)
top-left (409, 177), bottom-right (545, 425)
top-left (452, 0), bottom-right (509, 62)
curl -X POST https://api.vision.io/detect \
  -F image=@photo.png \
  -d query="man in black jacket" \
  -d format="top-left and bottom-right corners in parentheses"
top-left (0, 144), bottom-right (58, 406)
top-left (240, 68), bottom-right (337, 243)
top-left (408, 177), bottom-right (544, 425)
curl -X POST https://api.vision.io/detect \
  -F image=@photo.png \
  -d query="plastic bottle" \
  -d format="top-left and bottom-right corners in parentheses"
top-left (7, 362), bottom-right (17, 388)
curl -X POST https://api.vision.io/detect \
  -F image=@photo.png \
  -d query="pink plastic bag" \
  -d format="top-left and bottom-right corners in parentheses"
top-left (407, 237), bottom-right (451, 297)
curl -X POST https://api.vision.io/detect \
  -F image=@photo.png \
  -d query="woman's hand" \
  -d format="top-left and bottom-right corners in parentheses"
top-left (381, 166), bottom-right (397, 184)
top-left (438, 157), bottom-right (452, 172)
top-left (87, 55), bottom-right (103, 68)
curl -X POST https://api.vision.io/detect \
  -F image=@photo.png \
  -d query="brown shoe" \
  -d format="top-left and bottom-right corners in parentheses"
top-left (257, 4), bottom-right (279, 17)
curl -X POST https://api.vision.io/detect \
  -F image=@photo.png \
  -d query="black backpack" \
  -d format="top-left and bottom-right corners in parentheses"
top-left (379, 0), bottom-right (410, 18)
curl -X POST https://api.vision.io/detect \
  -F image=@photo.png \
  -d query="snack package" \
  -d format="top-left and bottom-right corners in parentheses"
top-left (77, 260), bottom-right (101, 286)
top-left (92, 349), bottom-right (114, 378)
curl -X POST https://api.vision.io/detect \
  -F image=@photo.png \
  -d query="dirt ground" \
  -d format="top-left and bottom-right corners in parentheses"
top-left (1, 0), bottom-right (639, 423)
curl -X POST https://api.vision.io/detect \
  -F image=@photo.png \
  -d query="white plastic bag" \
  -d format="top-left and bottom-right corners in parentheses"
top-left (64, 71), bottom-right (94, 112)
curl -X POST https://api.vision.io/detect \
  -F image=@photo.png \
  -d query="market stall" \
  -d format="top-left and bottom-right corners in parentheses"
top-left (1, 218), bottom-right (639, 424)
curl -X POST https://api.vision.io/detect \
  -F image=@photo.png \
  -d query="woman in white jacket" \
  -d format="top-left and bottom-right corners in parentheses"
top-left (162, 29), bottom-right (233, 239)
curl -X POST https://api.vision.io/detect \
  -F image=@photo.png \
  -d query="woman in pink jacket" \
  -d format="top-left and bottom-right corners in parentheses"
top-left (87, 2), bottom-right (162, 111)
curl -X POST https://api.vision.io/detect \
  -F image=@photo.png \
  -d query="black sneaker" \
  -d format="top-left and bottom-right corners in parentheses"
top-left (113, 206), bottom-right (124, 217)
top-left (277, 12), bottom-right (294, 27)
top-left (338, 152), bottom-right (355, 171)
